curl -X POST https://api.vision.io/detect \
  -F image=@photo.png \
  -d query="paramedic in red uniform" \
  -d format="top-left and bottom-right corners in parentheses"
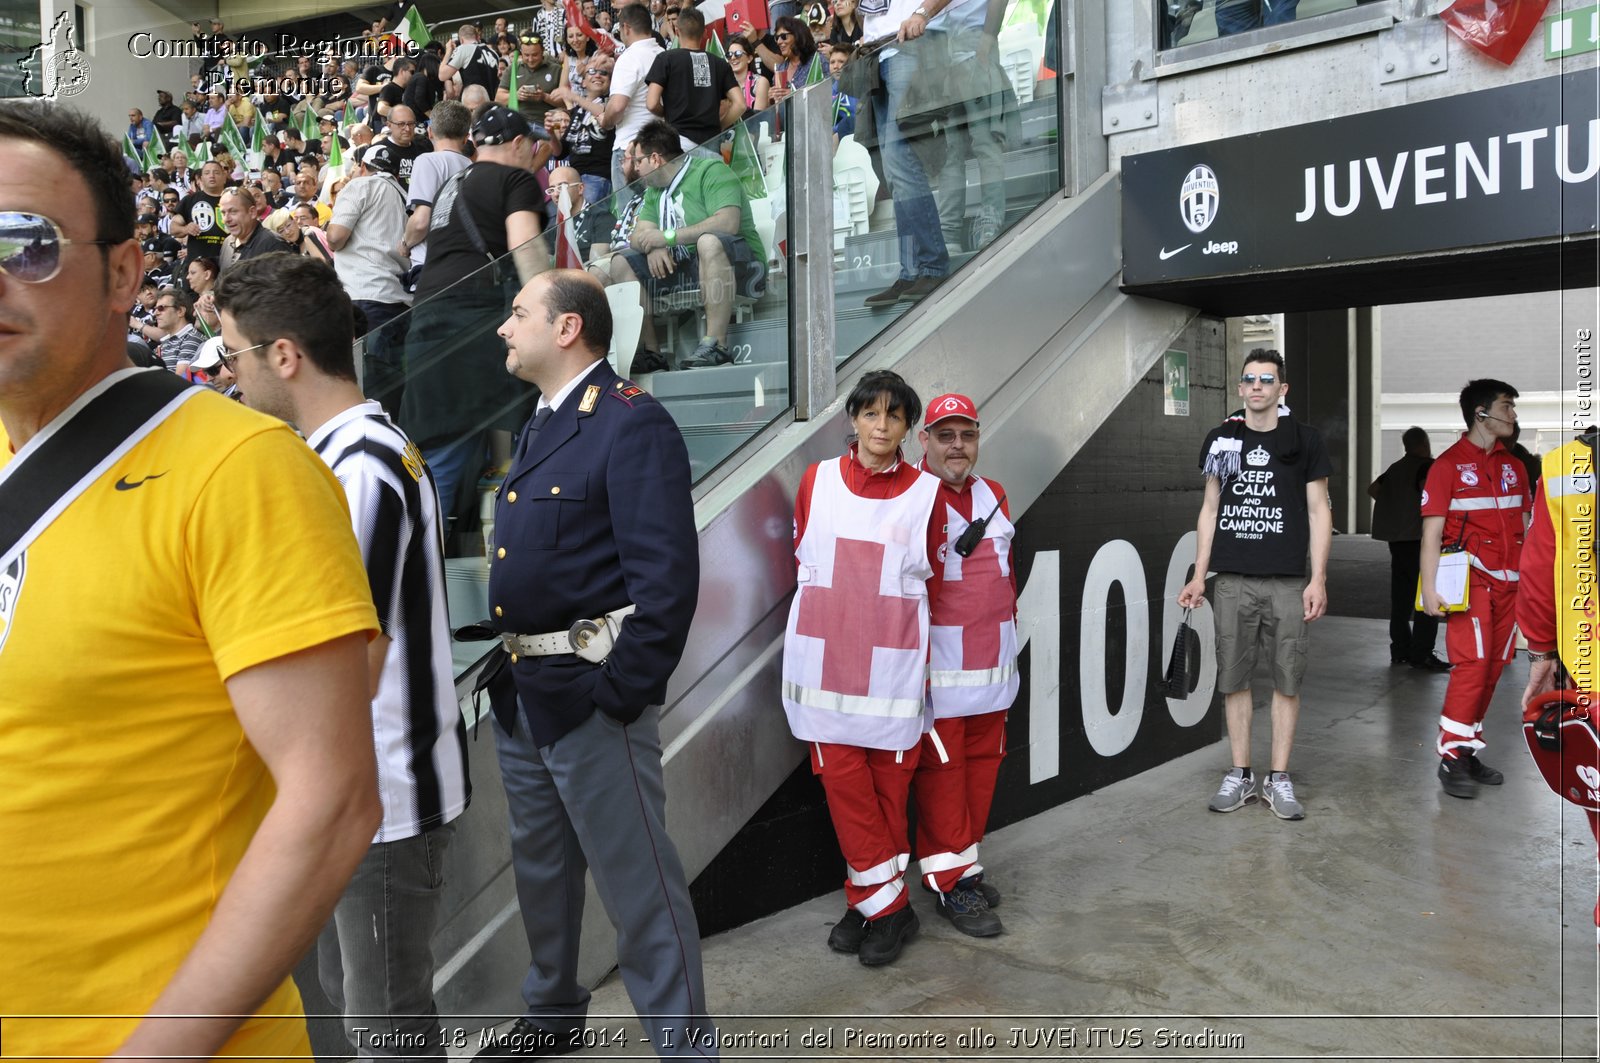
top-left (910, 393), bottom-right (1015, 939)
top-left (1420, 379), bottom-right (1532, 798)
top-left (1517, 430), bottom-right (1600, 941)
top-left (783, 370), bottom-right (941, 968)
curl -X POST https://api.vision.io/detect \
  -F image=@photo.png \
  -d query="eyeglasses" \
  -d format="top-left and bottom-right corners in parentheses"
top-left (390, 120), bottom-right (416, 127)
top-left (0, 212), bottom-right (124, 284)
top-left (1240, 373), bottom-right (1278, 385)
top-left (155, 302), bottom-right (179, 311)
top-left (727, 49), bottom-right (747, 58)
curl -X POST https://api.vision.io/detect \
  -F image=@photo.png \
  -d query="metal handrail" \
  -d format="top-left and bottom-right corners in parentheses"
top-left (426, 3), bottom-right (549, 32)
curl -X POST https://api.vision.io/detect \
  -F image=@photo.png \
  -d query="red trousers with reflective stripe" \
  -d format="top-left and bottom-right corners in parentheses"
top-left (1438, 571), bottom-right (1519, 758)
top-left (811, 741), bottom-right (921, 918)
top-left (911, 711), bottom-right (1007, 894)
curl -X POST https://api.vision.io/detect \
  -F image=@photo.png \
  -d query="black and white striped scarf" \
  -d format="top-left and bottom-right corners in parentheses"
top-left (1202, 402), bottom-right (1298, 483)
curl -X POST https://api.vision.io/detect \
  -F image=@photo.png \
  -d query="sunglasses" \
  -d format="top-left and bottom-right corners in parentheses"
top-left (728, 49), bottom-right (747, 57)
top-left (775, 31), bottom-right (793, 38)
top-left (1240, 373), bottom-right (1278, 385)
top-left (0, 212), bottom-right (124, 284)
top-left (218, 337), bottom-right (272, 371)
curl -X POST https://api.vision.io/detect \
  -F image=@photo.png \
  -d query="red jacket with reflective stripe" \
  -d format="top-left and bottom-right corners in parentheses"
top-left (1420, 434), bottom-right (1532, 577)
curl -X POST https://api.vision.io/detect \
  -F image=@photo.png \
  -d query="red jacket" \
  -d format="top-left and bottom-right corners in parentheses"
top-left (1420, 434), bottom-right (1531, 579)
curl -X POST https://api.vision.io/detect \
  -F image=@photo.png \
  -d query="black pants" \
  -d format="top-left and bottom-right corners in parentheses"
top-left (1388, 540), bottom-right (1439, 663)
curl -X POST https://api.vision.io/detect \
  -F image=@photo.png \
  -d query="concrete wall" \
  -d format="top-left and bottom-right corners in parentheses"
top-left (49, 0), bottom-right (192, 135)
top-left (1381, 289), bottom-right (1598, 394)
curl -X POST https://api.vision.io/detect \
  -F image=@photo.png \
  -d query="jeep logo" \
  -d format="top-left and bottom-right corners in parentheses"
top-left (1203, 240), bottom-right (1239, 255)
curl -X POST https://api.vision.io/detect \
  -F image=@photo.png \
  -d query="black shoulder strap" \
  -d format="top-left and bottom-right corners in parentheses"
top-left (0, 370), bottom-right (198, 567)
top-left (447, 164), bottom-right (495, 262)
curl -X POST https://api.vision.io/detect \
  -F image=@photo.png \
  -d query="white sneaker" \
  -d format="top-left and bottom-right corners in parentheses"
top-left (1263, 771), bottom-right (1305, 820)
top-left (1208, 768), bottom-right (1257, 812)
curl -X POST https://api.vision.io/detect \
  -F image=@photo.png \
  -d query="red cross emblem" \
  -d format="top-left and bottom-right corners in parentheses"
top-left (795, 537), bottom-right (922, 696)
top-left (934, 535), bottom-right (1010, 669)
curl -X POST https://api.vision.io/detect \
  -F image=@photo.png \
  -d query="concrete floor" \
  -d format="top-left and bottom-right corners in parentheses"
top-left (539, 613), bottom-right (1600, 1062)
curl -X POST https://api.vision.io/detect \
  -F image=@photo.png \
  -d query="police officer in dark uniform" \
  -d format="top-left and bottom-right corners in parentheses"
top-left (476, 270), bottom-right (718, 1060)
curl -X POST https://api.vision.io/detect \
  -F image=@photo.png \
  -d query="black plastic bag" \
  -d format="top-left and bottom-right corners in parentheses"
top-left (1162, 608), bottom-right (1202, 699)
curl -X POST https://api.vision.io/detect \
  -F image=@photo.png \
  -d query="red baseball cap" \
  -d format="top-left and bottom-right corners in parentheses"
top-left (925, 393), bottom-right (979, 428)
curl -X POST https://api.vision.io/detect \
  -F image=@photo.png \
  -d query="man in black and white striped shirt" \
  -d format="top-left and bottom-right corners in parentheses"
top-left (214, 254), bottom-right (470, 1061)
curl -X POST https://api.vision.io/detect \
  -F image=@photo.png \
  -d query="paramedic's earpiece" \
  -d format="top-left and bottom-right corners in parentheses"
top-left (1476, 409), bottom-right (1487, 420)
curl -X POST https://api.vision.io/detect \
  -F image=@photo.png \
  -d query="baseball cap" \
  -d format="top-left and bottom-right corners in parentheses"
top-left (924, 393), bottom-right (979, 428)
top-left (472, 104), bottom-right (549, 145)
top-left (192, 336), bottom-right (227, 371)
top-left (355, 143), bottom-right (399, 175)
top-left (140, 236), bottom-right (168, 256)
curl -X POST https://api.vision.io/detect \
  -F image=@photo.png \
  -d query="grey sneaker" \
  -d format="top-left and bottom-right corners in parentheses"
top-left (1262, 771), bottom-right (1305, 820)
top-left (1208, 768), bottom-right (1257, 812)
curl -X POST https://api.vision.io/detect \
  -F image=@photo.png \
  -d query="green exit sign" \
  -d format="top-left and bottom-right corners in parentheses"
top-left (1547, 4), bottom-right (1600, 58)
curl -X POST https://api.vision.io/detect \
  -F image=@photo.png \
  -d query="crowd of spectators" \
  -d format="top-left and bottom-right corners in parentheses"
top-left (120, 0), bottom-right (1035, 522)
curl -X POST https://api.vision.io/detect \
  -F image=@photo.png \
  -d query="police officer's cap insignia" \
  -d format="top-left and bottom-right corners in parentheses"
top-left (1245, 445), bottom-right (1269, 467)
top-left (578, 384), bottom-right (601, 413)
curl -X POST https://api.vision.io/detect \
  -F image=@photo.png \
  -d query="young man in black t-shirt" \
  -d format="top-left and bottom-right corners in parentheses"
top-left (1177, 349), bottom-right (1333, 821)
top-left (400, 105), bottom-right (547, 526)
top-left (643, 8), bottom-right (743, 150)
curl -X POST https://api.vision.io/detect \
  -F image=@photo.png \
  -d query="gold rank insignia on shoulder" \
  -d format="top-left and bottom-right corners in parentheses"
top-left (578, 384), bottom-right (601, 413)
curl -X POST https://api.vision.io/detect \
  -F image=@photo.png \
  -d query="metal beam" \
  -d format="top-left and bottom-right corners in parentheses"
top-left (789, 82), bottom-right (836, 420)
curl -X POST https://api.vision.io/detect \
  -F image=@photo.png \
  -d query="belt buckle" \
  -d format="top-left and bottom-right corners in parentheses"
top-left (568, 617), bottom-right (603, 652)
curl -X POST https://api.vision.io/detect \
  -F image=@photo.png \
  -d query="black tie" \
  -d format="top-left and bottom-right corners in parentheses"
top-left (515, 405), bottom-right (554, 463)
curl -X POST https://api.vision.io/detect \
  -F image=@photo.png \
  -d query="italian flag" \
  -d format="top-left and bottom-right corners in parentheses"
top-left (396, 4), bottom-right (432, 50)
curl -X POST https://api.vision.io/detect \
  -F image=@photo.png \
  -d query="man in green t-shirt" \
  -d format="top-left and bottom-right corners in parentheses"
top-left (604, 118), bottom-right (767, 370)
top-left (496, 32), bottom-right (565, 127)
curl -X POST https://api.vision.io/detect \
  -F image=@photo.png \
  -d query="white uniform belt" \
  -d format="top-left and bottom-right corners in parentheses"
top-left (502, 605), bottom-right (637, 662)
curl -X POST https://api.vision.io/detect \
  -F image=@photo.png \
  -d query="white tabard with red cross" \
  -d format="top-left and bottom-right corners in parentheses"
top-left (782, 459), bottom-right (940, 751)
top-left (928, 476), bottom-right (1019, 718)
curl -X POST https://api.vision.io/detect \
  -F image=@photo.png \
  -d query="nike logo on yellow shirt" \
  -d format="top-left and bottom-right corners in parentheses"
top-left (114, 472), bottom-right (168, 491)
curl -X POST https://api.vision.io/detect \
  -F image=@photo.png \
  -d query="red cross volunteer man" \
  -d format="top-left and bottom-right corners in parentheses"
top-left (782, 369), bottom-right (940, 968)
top-left (1420, 378), bottom-right (1532, 799)
top-left (910, 393), bottom-right (1016, 940)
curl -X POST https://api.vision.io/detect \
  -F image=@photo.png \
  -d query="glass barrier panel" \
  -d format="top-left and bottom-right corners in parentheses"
top-left (818, 0), bottom-right (1064, 366)
top-left (336, 122), bottom-right (792, 676)
top-left (1161, 0), bottom-right (1381, 50)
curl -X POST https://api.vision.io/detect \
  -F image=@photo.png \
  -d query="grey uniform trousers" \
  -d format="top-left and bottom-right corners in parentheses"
top-left (493, 703), bottom-right (718, 1059)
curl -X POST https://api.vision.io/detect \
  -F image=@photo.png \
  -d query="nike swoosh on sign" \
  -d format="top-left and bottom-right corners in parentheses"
top-left (1159, 244), bottom-right (1191, 261)
top-left (114, 472), bottom-right (168, 491)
